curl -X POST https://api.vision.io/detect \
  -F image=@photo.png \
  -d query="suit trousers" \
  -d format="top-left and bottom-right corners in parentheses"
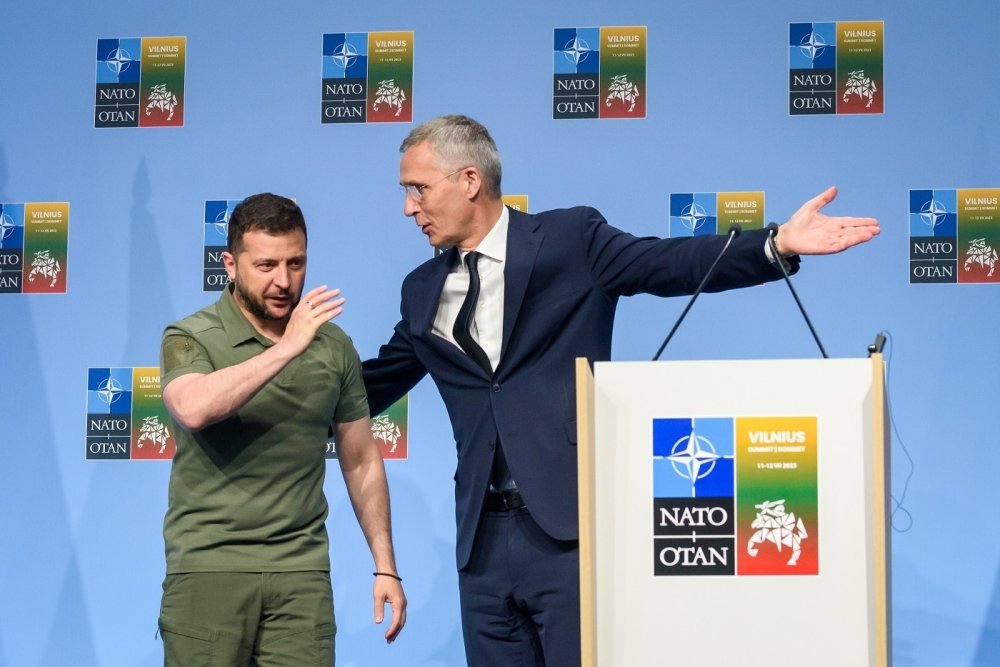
top-left (458, 506), bottom-right (581, 667)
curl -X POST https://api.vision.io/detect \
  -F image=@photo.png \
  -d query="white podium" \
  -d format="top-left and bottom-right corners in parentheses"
top-left (576, 357), bottom-right (890, 667)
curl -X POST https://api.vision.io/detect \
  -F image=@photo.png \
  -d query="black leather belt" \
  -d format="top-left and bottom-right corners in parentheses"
top-left (484, 488), bottom-right (526, 512)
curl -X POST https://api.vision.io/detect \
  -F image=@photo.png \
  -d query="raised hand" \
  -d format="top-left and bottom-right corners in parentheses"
top-left (278, 285), bottom-right (345, 357)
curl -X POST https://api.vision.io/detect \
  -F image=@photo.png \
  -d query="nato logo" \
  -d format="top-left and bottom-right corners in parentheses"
top-left (204, 199), bottom-right (241, 291)
top-left (669, 194), bottom-right (717, 238)
top-left (553, 27), bottom-right (600, 119)
top-left (95, 38), bottom-right (141, 127)
top-left (322, 33), bottom-right (369, 123)
top-left (909, 189), bottom-right (957, 283)
top-left (652, 417), bottom-right (735, 576)
top-left (788, 23), bottom-right (836, 114)
top-left (96, 39), bottom-right (141, 84)
top-left (86, 367), bottom-right (133, 459)
top-left (0, 204), bottom-right (24, 293)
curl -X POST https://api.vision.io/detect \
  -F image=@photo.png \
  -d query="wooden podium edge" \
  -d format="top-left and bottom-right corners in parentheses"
top-left (871, 354), bottom-right (891, 667)
top-left (576, 357), bottom-right (597, 667)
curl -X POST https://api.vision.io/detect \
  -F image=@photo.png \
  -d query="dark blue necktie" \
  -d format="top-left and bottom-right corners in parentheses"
top-left (453, 252), bottom-right (512, 490)
top-left (453, 252), bottom-right (492, 375)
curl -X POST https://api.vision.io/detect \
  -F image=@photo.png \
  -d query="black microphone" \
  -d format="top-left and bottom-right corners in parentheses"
top-left (766, 222), bottom-right (828, 359)
top-left (652, 223), bottom-right (742, 361)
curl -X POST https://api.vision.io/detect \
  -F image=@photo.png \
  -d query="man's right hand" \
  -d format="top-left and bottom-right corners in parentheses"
top-left (276, 286), bottom-right (345, 358)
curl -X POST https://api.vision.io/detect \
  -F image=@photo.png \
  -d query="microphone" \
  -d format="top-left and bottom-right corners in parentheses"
top-left (867, 332), bottom-right (886, 356)
top-left (652, 223), bottom-right (742, 361)
top-left (766, 222), bottom-right (828, 359)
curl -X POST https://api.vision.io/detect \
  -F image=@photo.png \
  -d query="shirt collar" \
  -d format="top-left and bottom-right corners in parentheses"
top-left (218, 283), bottom-right (269, 347)
top-left (463, 205), bottom-right (508, 265)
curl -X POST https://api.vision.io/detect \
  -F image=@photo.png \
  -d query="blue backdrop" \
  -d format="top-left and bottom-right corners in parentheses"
top-left (1, 0), bottom-right (998, 665)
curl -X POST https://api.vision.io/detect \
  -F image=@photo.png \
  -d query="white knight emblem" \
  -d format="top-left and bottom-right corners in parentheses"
top-left (27, 250), bottom-right (60, 287)
top-left (145, 84), bottom-right (178, 120)
top-left (964, 238), bottom-right (998, 277)
top-left (373, 79), bottom-right (406, 117)
top-left (605, 74), bottom-right (639, 112)
top-left (843, 70), bottom-right (877, 108)
top-left (370, 414), bottom-right (402, 453)
top-left (746, 499), bottom-right (808, 566)
top-left (137, 416), bottom-right (171, 454)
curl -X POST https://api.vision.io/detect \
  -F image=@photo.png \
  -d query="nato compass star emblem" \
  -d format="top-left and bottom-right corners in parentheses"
top-left (332, 41), bottom-right (359, 70)
top-left (920, 199), bottom-right (948, 229)
top-left (0, 213), bottom-right (15, 247)
top-left (97, 377), bottom-right (125, 406)
top-left (562, 36), bottom-right (592, 66)
top-left (798, 32), bottom-right (827, 61)
top-left (667, 428), bottom-right (721, 484)
top-left (105, 46), bottom-right (134, 76)
top-left (213, 207), bottom-right (232, 240)
top-left (679, 202), bottom-right (709, 233)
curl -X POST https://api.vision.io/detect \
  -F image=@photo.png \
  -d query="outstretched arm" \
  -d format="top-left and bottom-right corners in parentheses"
top-left (336, 417), bottom-right (407, 643)
top-left (775, 186), bottom-right (880, 256)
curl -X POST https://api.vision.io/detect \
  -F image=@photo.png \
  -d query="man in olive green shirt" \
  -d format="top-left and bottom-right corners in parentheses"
top-left (158, 193), bottom-right (405, 666)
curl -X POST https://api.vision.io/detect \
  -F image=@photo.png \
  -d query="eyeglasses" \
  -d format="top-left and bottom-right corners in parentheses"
top-left (401, 167), bottom-right (468, 202)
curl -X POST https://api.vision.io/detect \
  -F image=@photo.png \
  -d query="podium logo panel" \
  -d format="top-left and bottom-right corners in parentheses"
top-left (652, 416), bottom-right (818, 576)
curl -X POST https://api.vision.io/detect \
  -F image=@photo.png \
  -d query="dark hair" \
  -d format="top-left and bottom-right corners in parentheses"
top-left (228, 193), bottom-right (307, 253)
top-left (400, 115), bottom-right (502, 198)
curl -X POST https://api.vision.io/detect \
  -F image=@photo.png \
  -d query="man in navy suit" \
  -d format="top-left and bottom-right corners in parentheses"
top-left (361, 115), bottom-right (879, 666)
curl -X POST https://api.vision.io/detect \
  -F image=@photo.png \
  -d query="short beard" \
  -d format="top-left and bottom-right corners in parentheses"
top-left (232, 280), bottom-right (296, 321)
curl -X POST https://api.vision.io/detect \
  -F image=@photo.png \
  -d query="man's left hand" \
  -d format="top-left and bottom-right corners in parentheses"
top-left (373, 575), bottom-right (407, 643)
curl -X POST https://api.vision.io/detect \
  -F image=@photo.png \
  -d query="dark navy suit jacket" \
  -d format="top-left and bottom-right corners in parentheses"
top-left (362, 206), bottom-right (796, 570)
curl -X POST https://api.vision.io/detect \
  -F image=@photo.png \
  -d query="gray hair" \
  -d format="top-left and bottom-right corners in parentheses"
top-left (401, 115), bottom-right (502, 199)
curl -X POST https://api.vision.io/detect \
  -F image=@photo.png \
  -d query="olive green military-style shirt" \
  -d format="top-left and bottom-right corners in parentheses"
top-left (160, 286), bottom-right (369, 573)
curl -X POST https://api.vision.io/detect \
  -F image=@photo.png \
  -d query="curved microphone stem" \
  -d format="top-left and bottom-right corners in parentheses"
top-left (766, 223), bottom-right (828, 359)
top-left (653, 224), bottom-right (741, 361)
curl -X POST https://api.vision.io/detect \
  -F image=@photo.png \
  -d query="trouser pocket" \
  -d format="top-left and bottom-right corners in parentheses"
top-left (159, 617), bottom-right (215, 666)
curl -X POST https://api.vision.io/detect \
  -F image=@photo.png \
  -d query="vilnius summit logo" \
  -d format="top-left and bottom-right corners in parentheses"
top-left (652, 416), bottom-right (819, 576)
top-left (0, 202), bottom-right (69, 294)
top-left (788, 21), bottom-right (883, 115)
top-left (95, 36), bottom-right (186, 128)
top-left (322, 31), bottom-right (414, 124)
top-left (553, 26), bottom-right (646, 120)
top-left (909, 188), bottom-right (1000, 284)
top-left (86, 367), bottom-right (175, 460)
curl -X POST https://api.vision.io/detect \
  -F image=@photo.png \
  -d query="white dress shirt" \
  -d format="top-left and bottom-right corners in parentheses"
top-left (432, 207), bottom-right (509, 372)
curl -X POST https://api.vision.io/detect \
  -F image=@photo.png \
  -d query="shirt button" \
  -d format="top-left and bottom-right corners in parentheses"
top-left (492, 383), bottom-right (501, 393)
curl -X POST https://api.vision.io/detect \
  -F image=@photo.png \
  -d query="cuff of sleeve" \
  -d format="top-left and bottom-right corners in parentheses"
top-left (763, 234), bottom-right (796, 273)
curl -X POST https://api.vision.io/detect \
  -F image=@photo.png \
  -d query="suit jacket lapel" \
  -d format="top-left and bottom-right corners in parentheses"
top-left (412, 247), bottom-right (454, 338)
top-left (501, 210), bottom-right (542, 362)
